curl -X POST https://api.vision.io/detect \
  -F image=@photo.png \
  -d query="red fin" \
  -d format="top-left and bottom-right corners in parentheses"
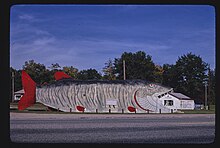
top-left (128, 106), bottom-right (136, 112)
top-left (54, 71), bottom-right (72, 80)
top-left (76, 105), bottom-right (85, 112)
top-left (18, 71), bottom-right (36, 110)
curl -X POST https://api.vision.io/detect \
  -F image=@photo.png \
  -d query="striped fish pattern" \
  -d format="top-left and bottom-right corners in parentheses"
top-left (36, 79), bottom-right (173, 113)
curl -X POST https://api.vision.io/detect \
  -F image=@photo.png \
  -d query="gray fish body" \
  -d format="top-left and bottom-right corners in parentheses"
top-left (36, 79), bottom-right (173, 113)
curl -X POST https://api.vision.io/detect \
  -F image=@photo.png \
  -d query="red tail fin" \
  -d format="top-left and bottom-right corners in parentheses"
top-left (18, 71), bottom-right (36, 110)
top-left (54, 71), bottom-right (72, 80)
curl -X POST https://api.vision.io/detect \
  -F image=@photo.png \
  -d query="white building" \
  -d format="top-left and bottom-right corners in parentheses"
top-left (14, 89), bottom-right (24, 102)
top-left (159, 92), bottom-right (195, 111)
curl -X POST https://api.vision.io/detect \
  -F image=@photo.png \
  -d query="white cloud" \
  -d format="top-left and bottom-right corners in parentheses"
top-left (19, 14), bottom-right (34, 21)
top-left (33, 37), bottom-right (55, 46)
top-left (10, 6), bottom-right (215, 70)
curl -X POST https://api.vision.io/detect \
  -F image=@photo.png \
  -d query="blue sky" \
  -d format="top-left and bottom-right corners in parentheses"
top-left (10, 5), bottom-right (215, 73)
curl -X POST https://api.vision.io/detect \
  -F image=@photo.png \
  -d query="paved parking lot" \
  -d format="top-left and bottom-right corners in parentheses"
top-left (10, 113), bottom-right (215, 144)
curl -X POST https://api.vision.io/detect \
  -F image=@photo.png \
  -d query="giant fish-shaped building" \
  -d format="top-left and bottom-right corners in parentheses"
top-left (18, 71), bottom-right (174, 113)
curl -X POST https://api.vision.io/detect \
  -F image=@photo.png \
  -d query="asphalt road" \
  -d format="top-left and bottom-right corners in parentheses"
top-left (10, 113), bottom-right (215, 144)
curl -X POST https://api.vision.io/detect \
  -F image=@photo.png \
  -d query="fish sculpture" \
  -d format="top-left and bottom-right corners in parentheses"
top-left (18, 70), bottom-right (173, 113)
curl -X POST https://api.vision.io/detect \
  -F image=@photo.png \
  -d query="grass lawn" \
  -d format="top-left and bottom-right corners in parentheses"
top-left (10, 103), bottom-right (215, 114)
top-left (181, 109), bottom-right (215, 114)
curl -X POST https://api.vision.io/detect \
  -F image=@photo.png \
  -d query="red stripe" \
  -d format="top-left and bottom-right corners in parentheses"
top-left (134, 90), bottom-right (152, 112)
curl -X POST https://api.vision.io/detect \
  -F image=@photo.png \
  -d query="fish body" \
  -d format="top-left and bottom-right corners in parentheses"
top-left (19, 71), bottom-right (173, 113)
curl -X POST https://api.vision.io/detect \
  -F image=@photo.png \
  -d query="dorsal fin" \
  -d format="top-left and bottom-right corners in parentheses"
top-left (54, 71), bottom-right (72, 80)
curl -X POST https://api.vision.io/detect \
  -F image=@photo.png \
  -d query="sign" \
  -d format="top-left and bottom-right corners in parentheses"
top-left (106, 99), bottom-right (117, 105)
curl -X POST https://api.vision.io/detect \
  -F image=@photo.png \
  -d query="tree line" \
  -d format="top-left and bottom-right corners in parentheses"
top-left (10, 51), bottom-right (215, 105)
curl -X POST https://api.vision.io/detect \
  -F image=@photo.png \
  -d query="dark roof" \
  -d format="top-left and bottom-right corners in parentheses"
top-left (14, 89), bottom-right (24, 94)
top-left (170, 93), bottom-right (191, 100)
top-left (38, 78), bottom-right (172, 89)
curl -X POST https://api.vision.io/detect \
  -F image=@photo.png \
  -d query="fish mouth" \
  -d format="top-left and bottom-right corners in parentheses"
top-left (134, 89), bottom-right (153, 112)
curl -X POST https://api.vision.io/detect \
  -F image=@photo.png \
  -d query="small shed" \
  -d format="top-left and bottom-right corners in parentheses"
top-left (159, 92), bottom-right (195, 110)
top-left (14, 89), bottom-right (24, 101)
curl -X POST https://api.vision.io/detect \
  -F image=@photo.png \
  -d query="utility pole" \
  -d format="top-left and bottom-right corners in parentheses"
top-left (205, 81), bottom-right (208, 110)
top-left (208, 66), bottom-right (211, 106)
top-left (11, 71), bottom-right (15, 102)
top-left (123, 60), bottom-right (126, 80)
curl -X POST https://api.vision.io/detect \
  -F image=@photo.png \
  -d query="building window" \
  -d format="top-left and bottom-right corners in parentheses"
top-left (180, 101), bottom-right (183, 108)
top-left (164, 100), bottom-right (173, 106)
top-left (15, 95), bottom-right (22, 100)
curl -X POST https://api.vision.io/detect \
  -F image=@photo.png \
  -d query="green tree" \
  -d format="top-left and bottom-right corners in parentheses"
top-left (174, 53), bottom-right (208, 103)
top-left (162, 64), bottom-right (178, 88)
top-left (48, 63), bottom-right (61, 71)
top-left (77, 68), bottom-right (102, 80)
top-left (22, 60), bottom-right (51, 85)
top-left (10, 67), bottom-right (22, 92)
top-left (62, 66), bottom-right (78, 79)
top-left (153, 64), bottom-right (164, 84)
top-left (47, 63), bottom-right (62, 82)
top-left (208, 67), bottom-right (215, 105)
top-left (114, 51), bottom-right (155, 81)
top-left (10, 67), bottom-right (22, 102)
top-left (102, 59), bottom-right (116, 80)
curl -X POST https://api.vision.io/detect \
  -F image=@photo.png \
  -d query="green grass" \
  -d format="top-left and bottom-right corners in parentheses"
top-left (181, 109), bottom-right (215, 114)
top-left (10, 102), bottom-right (48, 111)
top-left (10, 103), bottom-right (215, 114)
top-left (209, 105), bottom-right (215, 111)
top-left (10, 109), bottom-right (215, 114)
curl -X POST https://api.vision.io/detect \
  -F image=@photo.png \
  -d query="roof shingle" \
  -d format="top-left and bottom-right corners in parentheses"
top-left (170, 92), bottom-right (191, 100)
